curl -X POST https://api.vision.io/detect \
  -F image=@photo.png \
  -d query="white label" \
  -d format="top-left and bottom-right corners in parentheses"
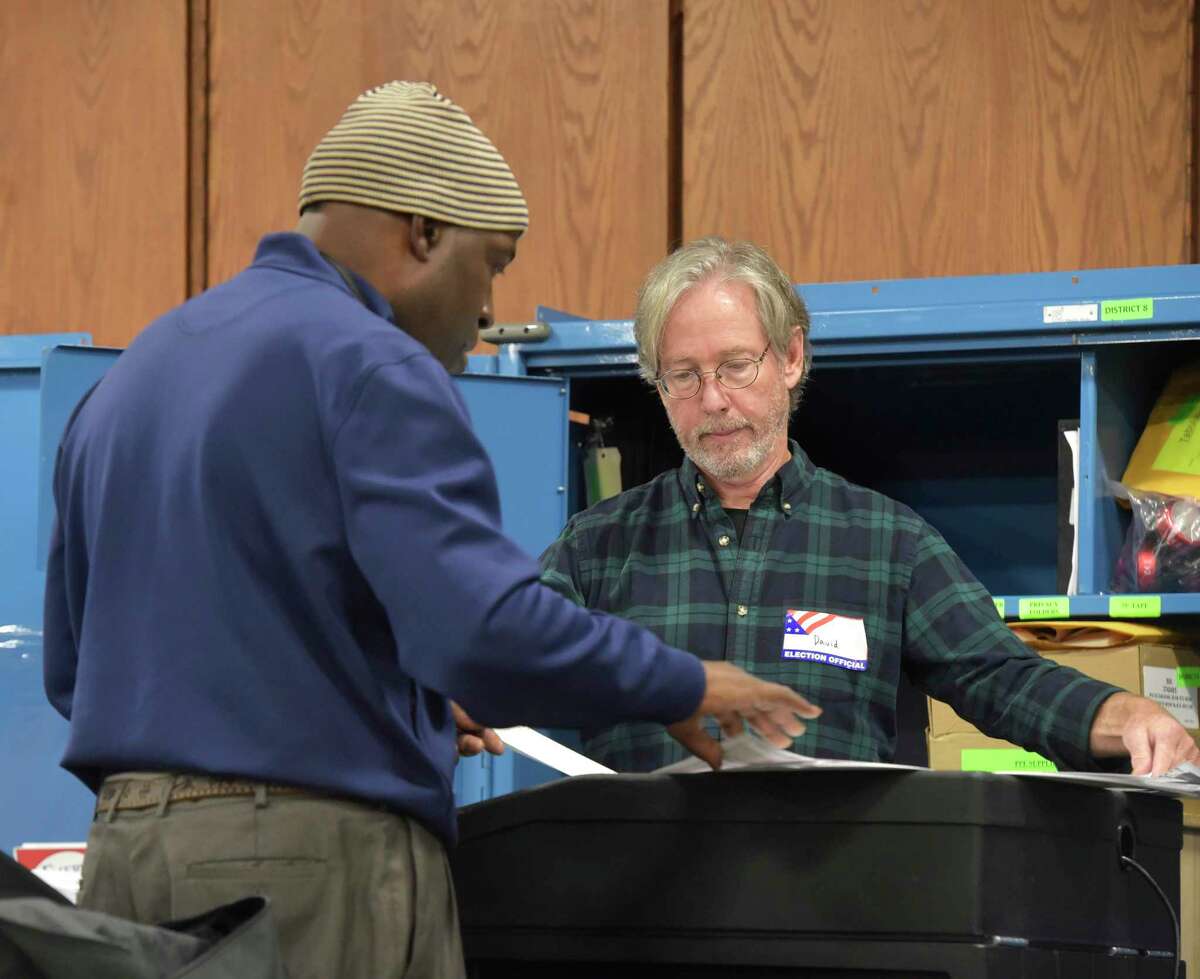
top-left (17, 849), bottom-right (85, 903)
top-left (1043, 303), bottom-right (1098, 324)
top-left (1143, 665), bottom-right (1200, 729)
top-left (781, 610), bottom-right (868, 671)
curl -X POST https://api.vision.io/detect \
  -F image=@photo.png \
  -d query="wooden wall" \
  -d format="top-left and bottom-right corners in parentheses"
top-left (681, 0), bottom-right (1193, 283)
top-left (2, 0), bottom-right (1196, 348)
top-left (0, 1), bottom-right (188, 348)
top-left (206, 0), bottom-right (669, 325)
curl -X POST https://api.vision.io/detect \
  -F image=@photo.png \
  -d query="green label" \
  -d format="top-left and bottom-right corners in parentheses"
top-left (1108, 595), bottom-right (1162, 618)
top-left (993, 598), bottom-right (1006, 618)
top-left (1177, 667), bottom-right (1200, 689)
top-left (1171, 395), bottom-right (1200, 426)
top-left (1101, 298), bottom-right (1154, 321)
top-left (961, 749), bottom-right (1057, 773)
top-left (1153, 394), bottom-right (1200, 475)
top-left (1018, 597), bottom-right (1070, 620)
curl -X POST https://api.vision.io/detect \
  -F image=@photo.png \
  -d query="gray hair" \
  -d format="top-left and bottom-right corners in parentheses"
top-left (633, 237), bottom-right (812, 410)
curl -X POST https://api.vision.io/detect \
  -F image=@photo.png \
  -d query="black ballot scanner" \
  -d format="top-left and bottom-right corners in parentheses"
top-left (451, 768), bottom-right (1185, 978)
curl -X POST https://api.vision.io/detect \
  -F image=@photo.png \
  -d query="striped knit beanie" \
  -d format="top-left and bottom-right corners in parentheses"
top-left (299, 81), bottom-right (529, 233)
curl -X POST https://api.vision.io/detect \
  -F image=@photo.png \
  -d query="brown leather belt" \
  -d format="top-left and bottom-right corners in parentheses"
top-left (95, 774), bottom-right (306, 816)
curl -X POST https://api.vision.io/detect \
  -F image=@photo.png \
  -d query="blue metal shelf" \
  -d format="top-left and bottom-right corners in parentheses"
top-left (994, 594), bottom-right (1200, 620)
top-left (519, 265), bottom-right (1200, 621)
top-left (523, 264), bottom-right (1200, 372)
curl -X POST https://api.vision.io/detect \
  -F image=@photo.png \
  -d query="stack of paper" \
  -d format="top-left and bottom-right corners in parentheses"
top-left (496, 727), bottom-right (1200, 800)
top-left (1003, 762), bottom-right (1200, 797)
top-left (652, 733), bottom-right (919, 775)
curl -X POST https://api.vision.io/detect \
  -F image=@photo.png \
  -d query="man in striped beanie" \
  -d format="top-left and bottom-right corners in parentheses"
top-left (46, 80), bottom-right (818, 979)
top-left (296, 80), bottom-right (529, 373)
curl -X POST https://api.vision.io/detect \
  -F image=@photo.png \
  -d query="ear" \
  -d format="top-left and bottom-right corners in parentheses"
top-left (780, 326), bottom-right (805, 389)
top-left (408, 215), bottom-right (445, 262)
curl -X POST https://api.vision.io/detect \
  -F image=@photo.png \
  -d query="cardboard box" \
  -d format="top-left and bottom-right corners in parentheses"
top-left (928, 643), bottom-right (1200, 738)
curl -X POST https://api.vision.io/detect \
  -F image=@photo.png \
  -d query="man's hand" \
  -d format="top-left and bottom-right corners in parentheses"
top-left (452, 702), bottom-right (505, 758)
top-left (1089, 692), bottom-right (1200, 776)
top-left (667, 661), bottom-right (821, 770)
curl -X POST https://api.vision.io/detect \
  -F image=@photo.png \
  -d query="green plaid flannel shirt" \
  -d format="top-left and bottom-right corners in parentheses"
top-left (539, 443), bottom-right (1120, 773)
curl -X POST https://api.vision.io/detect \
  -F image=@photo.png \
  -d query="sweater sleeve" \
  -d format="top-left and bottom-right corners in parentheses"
top-left (902, 522), bottom-right (1119, 770)
top-left (331, 355), bottom-right (705, 729)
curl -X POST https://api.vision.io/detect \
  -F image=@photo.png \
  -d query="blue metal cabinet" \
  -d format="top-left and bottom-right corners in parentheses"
top-left (517, 267), bottom-right (1200, 620)
top-left (11, 262), bottom-right (1200, 850)
top-left (495, 271), bottom-right (1200, 770)
top-left (453, 373), bottom-right (568, 557)
top-left (0, 336), bottom-right (95, 858)
top-left (3, 345), bottom-right (576, 855)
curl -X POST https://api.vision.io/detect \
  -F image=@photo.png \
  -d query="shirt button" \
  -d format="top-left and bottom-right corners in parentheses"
top-left (718, 534), bottom-right (731, 547)
top-left (782, 502), bottom-right (792, 512)
top-left (697, 482), bottom-right (705, 493)
top-left (692, 502), bottom-right (701, 514)
top-left (736, 605), bottom-right (749, 617)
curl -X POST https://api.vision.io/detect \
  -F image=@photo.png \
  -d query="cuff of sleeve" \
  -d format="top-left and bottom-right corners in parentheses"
top-left (1052, 683), bottom-right (1125, 772)
top-left (655, 649), bottom-right (706, 725)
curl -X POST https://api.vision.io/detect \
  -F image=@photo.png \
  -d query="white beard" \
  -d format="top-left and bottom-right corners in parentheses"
top-left (671, 378), bottom-right (791, 482)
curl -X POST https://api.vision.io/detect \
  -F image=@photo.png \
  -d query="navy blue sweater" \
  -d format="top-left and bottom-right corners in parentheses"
top-left (43, 233), bottom-right (704, 843)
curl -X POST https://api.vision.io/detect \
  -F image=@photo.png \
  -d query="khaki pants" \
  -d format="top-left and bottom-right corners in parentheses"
top-left (78, 773), bottom-right (465, 979)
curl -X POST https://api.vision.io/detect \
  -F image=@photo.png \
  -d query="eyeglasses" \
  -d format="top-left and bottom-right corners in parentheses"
top-left (654, 344), bottom-right (771, 399)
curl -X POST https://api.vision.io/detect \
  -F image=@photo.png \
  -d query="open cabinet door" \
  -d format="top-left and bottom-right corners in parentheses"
top-left (1, 340), bottom-right (100, 859)
top-left (453, 373), bottom-right (568, 561)
top-left (451, 372), bottom-right (576, 805)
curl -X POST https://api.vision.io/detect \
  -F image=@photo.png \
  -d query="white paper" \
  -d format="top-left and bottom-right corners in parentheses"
top-left (645, 733), bottom-right (1200, 798)
top-left (996, 768), bottom-right (1200, 798)
top-left (1165, 761), bottom-right (1200, 781)
top-left (494, 726), bottom-right (614, 776)
top-left (1064, 428), bottom-right (1079, 596)
top-left (1142, 665), bottom-right (1200, 728)
top-left (652, 732), bottom-right (920, 775)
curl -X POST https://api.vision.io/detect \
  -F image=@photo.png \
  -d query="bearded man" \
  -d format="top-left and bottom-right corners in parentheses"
top-left (539, 237), bottom-right (1199, 778)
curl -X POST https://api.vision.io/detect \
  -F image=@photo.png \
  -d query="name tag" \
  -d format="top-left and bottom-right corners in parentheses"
top-left (781, 609), bottom-right (868, 671)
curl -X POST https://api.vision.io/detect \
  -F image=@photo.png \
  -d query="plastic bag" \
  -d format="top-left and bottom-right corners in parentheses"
top-left (1112, 486), bottom-right (1200, 592)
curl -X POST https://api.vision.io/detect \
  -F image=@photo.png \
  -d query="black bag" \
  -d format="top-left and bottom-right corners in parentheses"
top-left (0, 853), bottom-right (288, 979)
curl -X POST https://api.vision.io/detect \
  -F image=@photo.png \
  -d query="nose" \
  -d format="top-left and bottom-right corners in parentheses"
top-left (698, 372), bottom-right (731, 412)
top-left (478, 283), bottom-right (495, 331)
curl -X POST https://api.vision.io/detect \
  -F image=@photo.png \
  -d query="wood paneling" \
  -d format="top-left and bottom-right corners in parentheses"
top-left (5, 0), bottom-right (1193, 346)
top-left (0, 1), bottom-right (188, 346)
top-left (682, 0), bottom-right (1192, 283)
top-left (1193, 0), bottom-right (1199, 262)
top-left (189, 0), bottom-right (210, 297)
top-left (207, 0), bottom-right (669, 323)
